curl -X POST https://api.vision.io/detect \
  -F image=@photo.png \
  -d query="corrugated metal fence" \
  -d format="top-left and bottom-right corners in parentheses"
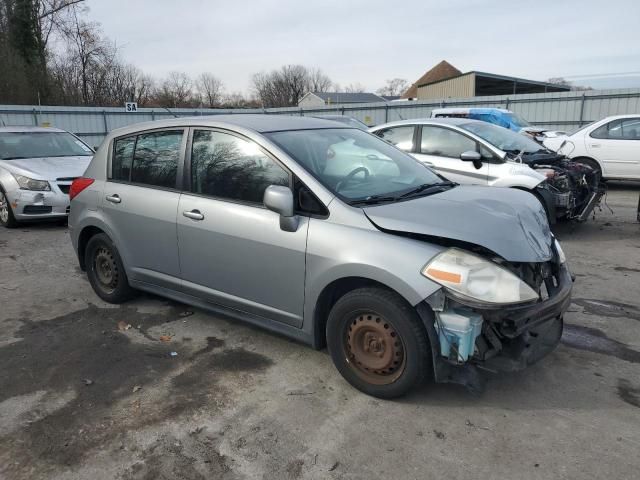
top-left (1, 88), bottom-right (639, 145)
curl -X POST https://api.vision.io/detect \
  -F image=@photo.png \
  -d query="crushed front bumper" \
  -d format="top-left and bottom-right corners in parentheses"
top-left (420, 263), bottom-right (572, 393)
top-left (7, 188), bottom-right (70, 220)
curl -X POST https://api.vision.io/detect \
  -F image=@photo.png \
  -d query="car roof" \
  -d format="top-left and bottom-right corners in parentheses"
top-left (108, 114), bottom-right (350, 138)
top-left (432, 107), bottom-right (511, 114)
top-left (0, 126), bottom-right (67, 133)
top-left (370, 117), bottom-right (482, 130)
top-left (598, 114), bottom-right (640, 121)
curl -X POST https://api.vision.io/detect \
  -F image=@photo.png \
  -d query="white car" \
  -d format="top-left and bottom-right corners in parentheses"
top-left (0, 126), bottom-right (94, 227)
top-left (369, 118), bottom-right (603, 222)
top-left (543, 114), bottom-right (640, 180)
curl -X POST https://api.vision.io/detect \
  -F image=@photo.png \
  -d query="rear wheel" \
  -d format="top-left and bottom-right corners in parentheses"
top-left (85, 233), bottom-right (135, 303)
top-left (0, 188), bottom-right (18, 228)
top-left (326, 287), bottom-right (431, 399)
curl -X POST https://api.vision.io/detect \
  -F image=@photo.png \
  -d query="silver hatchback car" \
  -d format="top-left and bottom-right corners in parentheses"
top-left (70, 115), bottom-right (572, 398)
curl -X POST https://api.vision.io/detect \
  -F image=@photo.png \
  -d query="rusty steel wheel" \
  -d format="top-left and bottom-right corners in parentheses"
top-left (345, 312), bottom-right (407, 385)
top-left (327, 287), bottom-right (431, 398)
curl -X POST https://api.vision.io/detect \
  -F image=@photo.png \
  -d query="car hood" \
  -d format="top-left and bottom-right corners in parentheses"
top-left (363, 185), bottom-right (553, 263)
top-left (0, 156), bottom-right (92, 180)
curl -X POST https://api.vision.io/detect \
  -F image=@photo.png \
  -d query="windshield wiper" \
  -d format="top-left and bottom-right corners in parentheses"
top-left (349, 195), bottom-right (399, 206)
top-left (1, 156), bottom-right (28, 160)
top-left (399, 181), bottom-right (457, 199)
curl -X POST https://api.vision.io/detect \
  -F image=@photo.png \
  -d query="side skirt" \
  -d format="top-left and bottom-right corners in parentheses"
top-left (129, 279), bottom-right (314, 347)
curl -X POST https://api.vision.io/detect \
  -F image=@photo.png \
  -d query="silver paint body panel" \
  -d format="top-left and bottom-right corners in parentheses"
top-left (70, 115), bottom-right (553, 347)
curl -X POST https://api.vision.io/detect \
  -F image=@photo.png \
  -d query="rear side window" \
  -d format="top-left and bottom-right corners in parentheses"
top-left (131, 130), bottom-right (182, 188)
top-left (420, 126), bottom-right (476, 158)
top-left (591, 118), bottom-right (640, 140)
top-left (111, 130), bottom-right (183, 188)
top-left (190, 130), bottom-right (289, 204)
top-left (375, 126), bottom-right (414, 151)
top-left (112, 136), bottom-right (135, 181)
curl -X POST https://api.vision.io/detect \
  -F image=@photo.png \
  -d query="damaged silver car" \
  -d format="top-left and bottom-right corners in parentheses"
top-left (0, 126), bottom-right (94, 227)
top-left (370, 118), bottom-right (604, 223)
top-left (70, 115), bottom-right (572, 398)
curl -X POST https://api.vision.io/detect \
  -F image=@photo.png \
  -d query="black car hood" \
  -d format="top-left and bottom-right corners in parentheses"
top-left (363, 186), bottom-right (553, 263)
top-left (517, 151), bottom-right (564, 167)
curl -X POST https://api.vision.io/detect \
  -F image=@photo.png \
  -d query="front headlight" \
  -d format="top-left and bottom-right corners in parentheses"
top-left (422, 248), bottom-right (539, 306)
top-left (13, 174), bottom-right (51, 191)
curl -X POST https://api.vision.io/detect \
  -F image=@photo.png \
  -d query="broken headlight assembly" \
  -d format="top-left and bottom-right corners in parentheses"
top-left (13, 174), bottom-right (51, 191)
top-left (422, 248), bottom-right (539, 306)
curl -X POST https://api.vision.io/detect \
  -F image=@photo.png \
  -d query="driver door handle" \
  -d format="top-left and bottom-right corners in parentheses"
top-left (105, 194), bottom-right (121, 204)
top-left (183, 209), bottom-right (204, 221)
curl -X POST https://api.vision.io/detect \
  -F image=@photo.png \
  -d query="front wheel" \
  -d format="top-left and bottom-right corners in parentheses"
top-left (0, 188), bottom-right (19, 228)
top-left (574, 157), bottom-right (602, 182)
top-left (326, 287), bottom-right (431, 399)
top-left (85, 233), bottom-right (135, 303)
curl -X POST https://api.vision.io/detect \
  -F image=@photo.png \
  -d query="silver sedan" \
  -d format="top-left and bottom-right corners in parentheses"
top-left (0, 126), bottom-right (93, 227)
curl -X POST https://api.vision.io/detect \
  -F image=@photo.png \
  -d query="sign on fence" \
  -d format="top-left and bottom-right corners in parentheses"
top-left (125, 102), bottom-right (138, 113)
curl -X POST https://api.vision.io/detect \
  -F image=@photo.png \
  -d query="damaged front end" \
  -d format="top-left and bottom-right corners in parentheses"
top-left (518, 151), bottom-right (605, 221)
top-left (419, 243), bottom-right (572, 394)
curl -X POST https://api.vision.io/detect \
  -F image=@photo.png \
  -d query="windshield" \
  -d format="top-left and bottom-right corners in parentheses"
top-left (316, 116), bottom-right (369, 131)
top-left (505, 112), bottom-right (530, 128)
top-left (0, 131), bottom-right (93, 160)
top-left (458, 121), bottom-right (542, 154)
top-left (266, 128), bottom-right (444, 203)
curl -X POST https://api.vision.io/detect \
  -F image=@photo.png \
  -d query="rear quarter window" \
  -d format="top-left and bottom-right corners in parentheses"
top-left (110, 130), bottom-right (184, 189)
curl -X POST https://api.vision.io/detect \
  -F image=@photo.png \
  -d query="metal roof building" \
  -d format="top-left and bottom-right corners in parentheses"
top-left (415, 68), bottom-right (571, 100)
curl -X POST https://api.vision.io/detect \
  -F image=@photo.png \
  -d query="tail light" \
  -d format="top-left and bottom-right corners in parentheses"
top-left (69, 177), bottom-right (95, 200)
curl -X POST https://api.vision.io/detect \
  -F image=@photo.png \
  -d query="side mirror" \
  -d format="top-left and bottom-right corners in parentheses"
top-left (460, 150), bottom-right (481, 162)
top-left (264, 185), bottom-right (299, 232)
top-left (460, 150), bottom-right (483, 170)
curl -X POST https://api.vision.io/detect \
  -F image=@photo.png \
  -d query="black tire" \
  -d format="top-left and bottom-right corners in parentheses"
top-left (85, 233), bottom-right (135, 303)
top-left (0, 187), bottom-right (19, 228)
top-left (326, 287), bottom-right (431, 399)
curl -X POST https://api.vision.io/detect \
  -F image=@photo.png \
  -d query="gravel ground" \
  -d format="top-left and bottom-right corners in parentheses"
top-left (1, 183), bottom-right (639, 480)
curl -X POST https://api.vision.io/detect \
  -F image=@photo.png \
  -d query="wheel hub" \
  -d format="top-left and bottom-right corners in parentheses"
top-left (346, 313), bottom-right (406, 385)
top-left (94, 247), bottom-right (118, 292)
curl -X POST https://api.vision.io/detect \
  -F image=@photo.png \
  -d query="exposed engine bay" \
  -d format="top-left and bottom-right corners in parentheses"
top-left (509, 150), bottom-right (605, 221)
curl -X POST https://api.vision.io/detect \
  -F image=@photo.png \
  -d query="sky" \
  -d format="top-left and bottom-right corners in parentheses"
top-left (87, 0), bottom-right (640, 93)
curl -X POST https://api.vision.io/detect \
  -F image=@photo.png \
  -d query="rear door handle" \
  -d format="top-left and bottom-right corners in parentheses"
top-left (105, 194), bottom-right (121, 204)
top-left (590, 144), bottom-right (601, 148)
top-left (183, 209), bottom-right (204, 221)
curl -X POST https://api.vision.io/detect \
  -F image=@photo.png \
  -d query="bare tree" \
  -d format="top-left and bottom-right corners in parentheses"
top-left (221, 91), bottom-right (259, 108)
top-left (196, 72), bottom-right (224, 107)
top-left (252, 64), bottom-right (334, 107)
top-left (58, 7), bottom-right (108, 104)
top-left (376, 78), bottom-right (409, 97)
top-left (155, 71), bottom-right (193, 108)
top-left (547, 77), bottom-right (592, 91)
top-left (344, 82), bottom-right (366, 93)
top-left (307, 67), bottom-right (332, 92)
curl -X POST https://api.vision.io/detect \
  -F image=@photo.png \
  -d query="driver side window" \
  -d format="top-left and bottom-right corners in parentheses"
top-left (420, 126), bottom-right (477, 159)
top-left (375, 126), bottom-right (415, 151)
